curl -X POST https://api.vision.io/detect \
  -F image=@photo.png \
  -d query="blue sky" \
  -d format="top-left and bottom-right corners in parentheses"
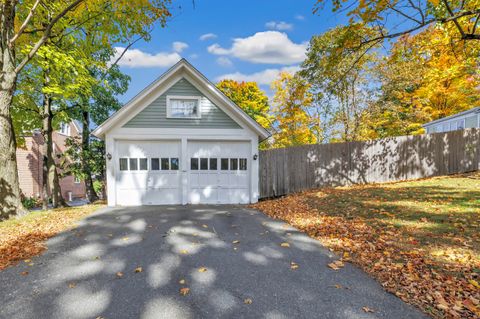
top-left (115, 0), bottom-right (350, 102)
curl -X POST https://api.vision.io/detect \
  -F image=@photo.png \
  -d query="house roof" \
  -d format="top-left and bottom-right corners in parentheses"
top-left (92, 58), bottom-right (271, 140)
top-left (422, 107), bottom-right (480, 127)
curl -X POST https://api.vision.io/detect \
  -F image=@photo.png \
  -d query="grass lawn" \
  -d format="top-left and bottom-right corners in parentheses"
top-left (0, 204), bottom-right (105, 271)
top-left (254, 172), bottom-right (480, 319)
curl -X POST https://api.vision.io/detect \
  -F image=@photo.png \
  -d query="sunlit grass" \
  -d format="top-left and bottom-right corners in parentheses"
top-left (308, 172), bottom-right (480, 266)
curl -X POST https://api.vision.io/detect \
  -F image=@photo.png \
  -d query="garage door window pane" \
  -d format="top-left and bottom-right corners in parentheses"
top-left (139, 158), bottom-right (148, 170)
top-left (209, 158), bottom-right (217, 170)
top-left (200, 158), bottom-right (208, 170)
top-left (191, 158), bottom-right (199, 170)
top-left (230, 158), bottom-right (238, 170)
top-left (151, 158), bottom-right (159, 170)
top-left (170, 158), bottom-right (179, 170)
top-left (161, 158), bottom-right (169, 170)
top-left (120, 158), bottom-right (128, 171)
top-left (221, 158), bottom-right (229, 170)
top-left (239, 158), bottom-right (247, 170)
top-left (129, 158), bottom-right (138, 171)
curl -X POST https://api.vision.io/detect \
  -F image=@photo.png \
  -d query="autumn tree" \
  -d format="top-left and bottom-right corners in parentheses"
top-left (300, 24), bottom-right (378, 142)
top-left (0, 0), bottom-right (171, 220)
top-left (217, 79), bottom-right (272, 129)
top-left (271, 72), bottom-right (318, 148)
top-left (365, 26), bottom-right (480, 138)
top-left (313, 0), bottom-right (480, 43)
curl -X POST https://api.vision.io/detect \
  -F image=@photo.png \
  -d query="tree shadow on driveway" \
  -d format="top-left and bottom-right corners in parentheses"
top-left (0, 205), bottom-right (428, 319)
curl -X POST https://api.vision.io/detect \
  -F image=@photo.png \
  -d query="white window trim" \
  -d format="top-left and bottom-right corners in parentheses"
top-left (59, 123), bottom-right (71, 136)
top-left (166, 95), bottom-right (202, 119)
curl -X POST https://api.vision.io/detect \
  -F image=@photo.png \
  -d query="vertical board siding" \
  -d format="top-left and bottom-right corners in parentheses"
top-left (124, 78), bottom-right (241, 129)
top-left (259, 128), bottom-right (480, 198)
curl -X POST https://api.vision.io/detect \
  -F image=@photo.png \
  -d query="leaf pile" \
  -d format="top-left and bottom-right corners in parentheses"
top-left (0, 204), bottom-right (104, 270)
top-left (253, 173), bottom-right (480, 318)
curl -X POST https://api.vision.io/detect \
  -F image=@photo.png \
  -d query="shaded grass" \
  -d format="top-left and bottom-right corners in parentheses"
top-left (0, 204), bottom-right (105, 270)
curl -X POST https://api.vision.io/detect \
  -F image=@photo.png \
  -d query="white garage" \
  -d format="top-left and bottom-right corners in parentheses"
top-left (92, 59), bottom-right (270, 206)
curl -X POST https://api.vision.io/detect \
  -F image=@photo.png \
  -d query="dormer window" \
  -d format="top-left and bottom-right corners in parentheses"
top-left (166, 95), bottom-right (201, 119)
top-left (59, 122), bottom-right (71, 136)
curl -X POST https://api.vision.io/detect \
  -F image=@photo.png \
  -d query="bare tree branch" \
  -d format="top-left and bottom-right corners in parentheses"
top-left (15, 0), bottom-right (85, 74)
top-left (442, 0), bottom-right (466, 38)
top-left (9, 0), bottom-right (42, 44)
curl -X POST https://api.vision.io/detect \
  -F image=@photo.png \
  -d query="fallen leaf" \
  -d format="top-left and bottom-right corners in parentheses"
top-left (180, 249), bottom-right (189, 254)
top-left (122, 237), bottom-right (129, 241)
top-left (280, 242), bottom-right (290, 248)
top-left (179, 287), bottom-right (190, 296)
top-left (134, 267), bottom-right (143, 273)
top-left (232, 240), bottom-right (240, 244)
top-left (362, 306), bottom-right (375, 313)
top-left (198, 267), bottom-right (207, 272)
top-left (328, 261), bottom-right (344, 270)
top-left (290, 262), bottom-right (299, 270)
top-left (334, 284), bottom-right (342, 289)
top-left (244, 298), bottom-right (253, 304)
top-left (116, 272), bottom-right (124, 278)
top-left (68, 282), bottom-right (76, 288)
top-left (469, 280), bottom-right (480, 289)
top-left (20, 271), bottom-right (28, 276)
top-left (202, 224), bottom-right (208, 228)
top-left (179, 279), bottom-right (186, 284)
top-left (24, 259), bottom-right (31, 263)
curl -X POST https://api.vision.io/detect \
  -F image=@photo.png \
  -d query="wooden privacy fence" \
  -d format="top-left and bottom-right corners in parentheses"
top-left (259, 128), bottom-right (480, 198)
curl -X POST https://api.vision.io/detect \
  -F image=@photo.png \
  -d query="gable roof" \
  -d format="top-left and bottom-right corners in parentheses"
top-left (92, 58), bottom-right (270, 140)
top-left (422, 107), bottom-right (480, 127)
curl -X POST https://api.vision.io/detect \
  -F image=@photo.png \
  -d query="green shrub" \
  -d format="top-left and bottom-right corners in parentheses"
top-left (22, 196), bottom-right (39, 209)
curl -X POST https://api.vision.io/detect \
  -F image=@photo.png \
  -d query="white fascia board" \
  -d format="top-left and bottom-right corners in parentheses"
top-left (92, 60), bottom-right (185, 139)
top-left (182, 60), bottom-right (271, 140)
top-left (92, 59), bottom-right (271, 141)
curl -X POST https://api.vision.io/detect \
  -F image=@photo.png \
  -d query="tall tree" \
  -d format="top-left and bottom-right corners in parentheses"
top-left (216, 79), bottom-right (273, 148)
top-left (271, 72), bottom-right (317, 148)
top-left (216, 79), bottom-right (272, 129)
top-left (365, 26), bottom-right (480, 138)
top-left (0, 0), bottom-right (171, 220)
top-left (300, 24), bottom-right (378, 142)
top-left (67, 49), bottom-right (130, 203)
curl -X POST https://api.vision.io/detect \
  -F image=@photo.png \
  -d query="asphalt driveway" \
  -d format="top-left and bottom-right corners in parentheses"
top-left (0, 205), bottom-right (427, 319)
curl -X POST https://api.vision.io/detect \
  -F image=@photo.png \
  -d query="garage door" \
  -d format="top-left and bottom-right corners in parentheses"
top-left (116, 140), bottom-right (181, 205)
top-left (188, 141), bottom-right (250, 204)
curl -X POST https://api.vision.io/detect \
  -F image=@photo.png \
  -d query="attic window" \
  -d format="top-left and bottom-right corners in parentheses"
top-left (59, 122), bottom-right (71, 136)
top-left (166, 95), bottom-right (201, 119)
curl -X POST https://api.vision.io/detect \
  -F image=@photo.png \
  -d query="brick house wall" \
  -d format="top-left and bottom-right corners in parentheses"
top-left (16, 122), bottom-right (86, 200)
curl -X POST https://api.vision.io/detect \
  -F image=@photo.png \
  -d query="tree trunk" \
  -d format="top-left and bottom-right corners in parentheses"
top-left (42, 89), bottom-right (68, 209)
top-left (50, 160), bottom-right (68, 207)
top-left (82, 110), bottom-right (99, 203)
top-left (0, 2), bottom-right (27, 219)
top-left (41, 92), bottom-right (53, 209)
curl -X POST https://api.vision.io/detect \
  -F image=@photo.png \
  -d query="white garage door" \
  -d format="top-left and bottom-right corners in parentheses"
top-left (116, 140), bottom-right (182, 205)
top-left (188, 141), bottom-right (250, 204)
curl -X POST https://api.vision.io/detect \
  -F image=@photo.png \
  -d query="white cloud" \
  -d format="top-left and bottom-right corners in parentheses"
top-left (215, 66), bottom-right (300, 85)
top-left (265, 21), bottom-right (293, 31)
top-left (216, 57), bottom-right (233, 67)
top-left (172, 41), bottom-right (188, 53)
top-left (207, 31), bottom-right (307, 65)
top-left (199, 33), bottom-right (217, 41)
top-left (113, 47), bottom-right (181, 68)
top-left (295, 14), bottom-right (305, 21)
top-left (189, 53), bottom-right (199, 59)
